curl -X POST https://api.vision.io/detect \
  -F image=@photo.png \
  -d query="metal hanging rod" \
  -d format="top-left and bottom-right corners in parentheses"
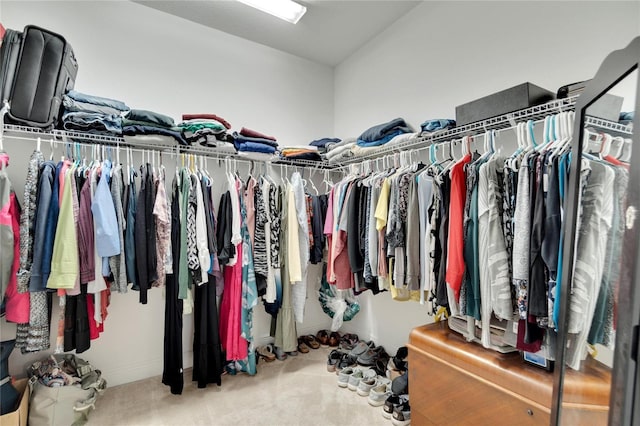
top-left (332, 96), bottom-right (633, 168)
top-left (1, 123), bottom-right (331, 170)
top-left (1, 95), bottom-right (632, 171)
top-left (2, 124), bottom-right (334, 173)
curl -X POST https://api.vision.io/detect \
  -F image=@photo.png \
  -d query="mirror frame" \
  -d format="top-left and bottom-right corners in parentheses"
top-left (552, 36), bottom-right (640, 426)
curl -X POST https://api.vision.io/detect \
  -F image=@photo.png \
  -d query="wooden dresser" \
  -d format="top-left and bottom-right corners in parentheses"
top-left (408, 322), bottom-right (611, 425)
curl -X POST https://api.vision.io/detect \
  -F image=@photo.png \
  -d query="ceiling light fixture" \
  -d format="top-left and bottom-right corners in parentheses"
top-left (236, 0), bottom-right (307, 24)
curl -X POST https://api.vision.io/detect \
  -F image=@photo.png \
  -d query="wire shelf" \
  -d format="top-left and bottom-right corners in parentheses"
top-left (332, 96), bottom-right (633, 169)
top-left (1, 95), bottom-right (633, 172)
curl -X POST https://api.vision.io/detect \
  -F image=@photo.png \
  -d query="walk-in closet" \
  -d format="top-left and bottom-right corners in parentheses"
top-left (0, 1), bottom-right (639, 425)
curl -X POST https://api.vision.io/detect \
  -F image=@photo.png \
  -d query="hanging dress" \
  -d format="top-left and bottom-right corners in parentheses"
top-left (163, 179), bottom-right (183, 395)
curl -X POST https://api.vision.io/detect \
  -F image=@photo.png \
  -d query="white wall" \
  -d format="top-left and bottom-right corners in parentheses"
top-left (334, 1), bottom-right (640, 352)
top-left (1, 0), bottom-right (334, 386)
top-left (2, 0), bottom-right (640, 386)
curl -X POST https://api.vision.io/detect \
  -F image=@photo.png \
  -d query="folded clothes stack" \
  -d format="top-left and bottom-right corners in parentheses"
top-left (325, 137), bottom-right (357, 164)
top-left (61, 90), bottom-right (129, 135)
top-left (233, 127), bottom-right (279, 160)
top-left (309, 137), bottom-right (341, 154)
top-left (122, 109), bottom-right (188, 145)
top-left (281, 146), bottom-right (322, 162)
top-left (619, 111), bottom-right (634, 126)
top-left (351, 132), bottom-right (420, 157)
top-left (178, 113), bottom-right (235, 153)
top-left (356, 118), bottom-right (414, 147)
top-left (420, 118), bottom-right (456, 133)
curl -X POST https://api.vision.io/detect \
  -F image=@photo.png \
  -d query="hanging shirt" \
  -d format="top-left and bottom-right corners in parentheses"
top-left (153, 170), bottom-right (171, 287)
top-left (47, 168), bottom-right (80, 290)
top-left (195, 175), bottom-right (210, 284)
top-left (16, 149), bottom-right (44, 293)
top-left (512, 151), bottom-right (533, 319)
top-left (445, 153), bottom-right (471, 301)
top-left (417, 172), bottom-right (433, 304)
top-left (29, 161), bottom-right (56, 292)
top-left (91, 161), bottom-right (120, 259)
top-left (108, 163), bottom-right (127, 293)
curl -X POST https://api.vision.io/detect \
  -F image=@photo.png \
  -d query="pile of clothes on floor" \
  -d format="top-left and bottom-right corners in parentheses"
top-left (61, 90), bottom-right (129, 135)
top-left (122, 109), bottom-right (188, 145)
top-left (179, 113), bottom-right (235, 152)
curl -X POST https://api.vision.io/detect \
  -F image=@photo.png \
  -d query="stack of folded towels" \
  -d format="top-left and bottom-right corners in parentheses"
top-left (233, 127), bottom-right (279, 159)
top-left (179, 113), bottom-right (235, 153)
top-left (122, 109), bottom-right (188, 145)
top-left (61, 90), bottom-right (129, 135)
top-left (280, 146), bottom-right (321, 162)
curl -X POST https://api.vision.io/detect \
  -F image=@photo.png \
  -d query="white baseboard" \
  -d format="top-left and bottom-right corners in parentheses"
top-left (101, 351), bottom-right (194, 387)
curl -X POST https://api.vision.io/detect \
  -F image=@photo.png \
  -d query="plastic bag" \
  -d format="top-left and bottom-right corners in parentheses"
top-left (318, 263), bottom-right (360, 331)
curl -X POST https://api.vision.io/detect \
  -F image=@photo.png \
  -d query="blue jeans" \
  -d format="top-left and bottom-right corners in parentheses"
top-left (66, 90), bottom-right (129, 112)
top-left (62, 112), bottom-right (122, 134)
top-left (63, 96), bottom-right (125, 116)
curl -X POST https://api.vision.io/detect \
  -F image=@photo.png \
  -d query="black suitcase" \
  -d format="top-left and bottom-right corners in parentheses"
top-left (4, 25), bottom-right (78, 129)
top-left (0, 28), bottom-right (22, 106)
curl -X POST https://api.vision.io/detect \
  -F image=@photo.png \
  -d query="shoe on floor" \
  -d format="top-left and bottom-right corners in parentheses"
top-left (338, 367), bottom-right (355, 388)
top-left (349, 340), bottom-right (373, 357)
top-left (392, 401), bottom-right (411, 426)
top-left (383, 394), bottom-right (408, 419)
top-left (336, 353), bottom-right (357, 373)
top-left (273, 345), bottom-right (288, 361)
top-left (303, 335), bottom-right (321, 349)
top-left (357, 345), bottom-right (388, 366)
top-left (391, 371), bottom-right (408, 395)
top-left (297, 338), bottom-right (310, 353)
top-left (328, 331), bottom-right (341, 347)
top-left (339, 333), bottom-right (359, 351)
top-left (348, 368), bottom-right (375, 392)
top-left (357, 374), bottom-right (389, 396)
top-left (256, 345), bottom-right (276, 362)
top-left (368, 382), bottom-right (393, 407)
top-left (287, 350), bottom-right (299, 357)
top-left (327, 349), bottom-right (343, 373)
top-left (358, 376), bottom-right (390, 397)
top-left (316, 330), bottom-right (330, 346)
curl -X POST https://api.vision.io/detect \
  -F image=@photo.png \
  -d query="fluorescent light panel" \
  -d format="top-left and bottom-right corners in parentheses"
top-left (237, 0), bottom-right (307, 24)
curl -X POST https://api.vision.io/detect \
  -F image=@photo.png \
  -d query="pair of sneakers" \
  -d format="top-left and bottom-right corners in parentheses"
top-left (357, 375), bottom-right (391, 397)
top-left (337, 366), bottom-right (375, 390)
top-left (383, 394), bottom-right (410, 426)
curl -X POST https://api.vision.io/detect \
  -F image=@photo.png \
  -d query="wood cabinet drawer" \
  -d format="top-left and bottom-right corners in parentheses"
top-left (409, 345), bottom-right (550, 425)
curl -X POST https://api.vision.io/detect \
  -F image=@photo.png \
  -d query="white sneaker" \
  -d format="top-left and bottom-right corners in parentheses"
top-left (348, 367), bottom-right (375, 391)
top-left (367, 381), bottom-right (392, 406)
top-left (338, 367), bottom-right (354, 388)
top-left (358, 376), bottom-right (390, 397)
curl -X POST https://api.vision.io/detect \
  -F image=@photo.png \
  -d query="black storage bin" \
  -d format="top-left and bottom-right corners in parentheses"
top-left (455, 82), bottom-right (555, 126)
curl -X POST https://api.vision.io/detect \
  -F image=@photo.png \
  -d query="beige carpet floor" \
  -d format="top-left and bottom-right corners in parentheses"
top-left (87, 347), bottom-right (391, 425)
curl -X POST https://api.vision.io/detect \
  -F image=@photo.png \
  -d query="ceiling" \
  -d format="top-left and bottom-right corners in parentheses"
top-left (133, 0), bottom-right (422, 66)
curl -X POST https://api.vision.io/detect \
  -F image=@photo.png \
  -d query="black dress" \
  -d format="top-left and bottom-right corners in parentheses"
top-left (192, 180), bottom-right (224, 388)
top-left (162, 183), bottom-right (183, 395)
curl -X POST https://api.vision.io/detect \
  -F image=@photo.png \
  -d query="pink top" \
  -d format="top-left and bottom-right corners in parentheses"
top-left (5, 192), bottom-right (29, 323)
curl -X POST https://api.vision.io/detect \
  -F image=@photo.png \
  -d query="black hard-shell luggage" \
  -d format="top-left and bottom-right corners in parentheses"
top-left (0, 29), bottom-right (22, 106)
top-left (4, 25), bottom-right (77, 129)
